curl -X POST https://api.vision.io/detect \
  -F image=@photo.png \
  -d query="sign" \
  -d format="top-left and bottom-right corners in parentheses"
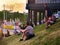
top-left (4, 25), bottom-right (14, 30)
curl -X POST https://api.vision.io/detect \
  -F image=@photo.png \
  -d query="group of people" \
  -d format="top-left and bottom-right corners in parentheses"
top-left (1, 19), bottom-right (35, 40)
top-left (15, 22), bottom-right (35, 41)
top-left (19, 13), bottom-right (59, 41)
top-left (46, 15), bottom-right (56, 29)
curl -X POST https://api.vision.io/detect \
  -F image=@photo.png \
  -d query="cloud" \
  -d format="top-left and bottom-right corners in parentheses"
top-left (4, 3), bottom-right (26, 13)
top-left (0, 0), bottom-right (27, 13)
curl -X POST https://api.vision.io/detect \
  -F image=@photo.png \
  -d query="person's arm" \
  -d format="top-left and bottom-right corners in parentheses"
top-left (21, 26), bottom-right (29, 33)
top-left (20, 29), bottom-right (28, 33)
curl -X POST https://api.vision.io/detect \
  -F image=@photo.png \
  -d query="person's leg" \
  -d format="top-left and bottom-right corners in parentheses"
top-left (20, 32), bottom-right (27, 41)
top-left (46, 21), bottom-right (49, 29)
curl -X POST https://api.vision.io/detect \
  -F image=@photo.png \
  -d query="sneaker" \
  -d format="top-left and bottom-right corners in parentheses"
top-left (19, 39), bottom-right (23, 41)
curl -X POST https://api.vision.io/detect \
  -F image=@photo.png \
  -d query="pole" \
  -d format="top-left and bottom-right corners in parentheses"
top-left (3, 4), bottom-right (5, 21)
top-left (3, 4), bottom-right (5, 38)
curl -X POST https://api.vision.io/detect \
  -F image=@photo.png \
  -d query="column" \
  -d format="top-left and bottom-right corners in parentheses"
top-left (27, 10), bottom-right (33, 24)
top-left (43, 11), bottom-right (45, 19)
top-left (39, 12), bottom-right (41, 24)
top-left (45, 10), bottom-right (48, 22)
top-left (34, 11), bottom-right (37, 26)
top-left (45, 10), bottom-right (49, 28)
top-left (32, 11), bottom-right (34, 23)
top-left (30, 10), bottom-right (32, 23)
top-left (27, 10), bottom-right (30, 23)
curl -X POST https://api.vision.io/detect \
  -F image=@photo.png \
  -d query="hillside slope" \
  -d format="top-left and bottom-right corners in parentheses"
top-left (0, 19), bottom-right (60, 45)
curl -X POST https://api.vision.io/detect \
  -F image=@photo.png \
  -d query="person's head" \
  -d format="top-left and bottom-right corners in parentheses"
top-left (26, 22), bottom-right (30, 26)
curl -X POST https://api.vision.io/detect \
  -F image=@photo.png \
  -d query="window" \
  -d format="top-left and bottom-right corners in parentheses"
top-left (56, 0), bottom-right (60, 3)
top-left (35, 0), bottom-right (60, 4)
top-left (35, 0), bottom-right (42, 3)
top-left (35, 0), bottom-right (50, 3)
top-left (28, 0), bottom-right (35, 4)
top-left (49, 0), bottom-right (60, 3)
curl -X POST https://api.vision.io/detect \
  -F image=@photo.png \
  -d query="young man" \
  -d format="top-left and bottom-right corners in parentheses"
top-left (20, 22), bottom-right (35, 41)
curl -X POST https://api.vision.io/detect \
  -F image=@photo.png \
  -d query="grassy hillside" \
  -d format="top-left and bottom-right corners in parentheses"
top-left (0, 19), bottom-right (60, 45)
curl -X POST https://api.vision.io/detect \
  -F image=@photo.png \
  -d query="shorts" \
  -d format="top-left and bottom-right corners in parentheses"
top-left (26, 33), bottom-right (35, 40)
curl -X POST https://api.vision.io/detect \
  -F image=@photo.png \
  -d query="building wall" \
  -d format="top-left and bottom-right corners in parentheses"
top-left (35, 0), bottom-right (60, 4)
top-left (28, 0), bottom-right (35, 4)
top-left (26, 0), bottom-right (60, 10)
top-left (27, 0), bottom-right (60, 4)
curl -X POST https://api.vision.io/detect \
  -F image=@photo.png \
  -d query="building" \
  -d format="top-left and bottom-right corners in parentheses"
top-left (26, 0), bottom-right (60, 25)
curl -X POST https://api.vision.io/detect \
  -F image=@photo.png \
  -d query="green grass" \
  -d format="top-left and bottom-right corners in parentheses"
top-left (0, 19), bottom-right (60, 45)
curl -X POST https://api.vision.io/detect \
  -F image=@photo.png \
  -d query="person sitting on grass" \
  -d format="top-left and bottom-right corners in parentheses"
top-left (20, 22), bottom-right (35, 41)
top-left (46, 16), bottom-right (56, 29)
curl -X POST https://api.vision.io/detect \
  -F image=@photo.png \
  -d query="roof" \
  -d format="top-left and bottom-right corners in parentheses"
top-left (26, 3), bottom-right (60, 10)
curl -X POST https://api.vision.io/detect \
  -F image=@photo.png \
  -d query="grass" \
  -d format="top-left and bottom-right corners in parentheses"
top-left (0, 19), bottom-right (60, 45)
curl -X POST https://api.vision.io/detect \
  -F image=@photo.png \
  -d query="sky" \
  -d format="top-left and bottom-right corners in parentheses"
top-left (0, 0), bottom-right (28, 13)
